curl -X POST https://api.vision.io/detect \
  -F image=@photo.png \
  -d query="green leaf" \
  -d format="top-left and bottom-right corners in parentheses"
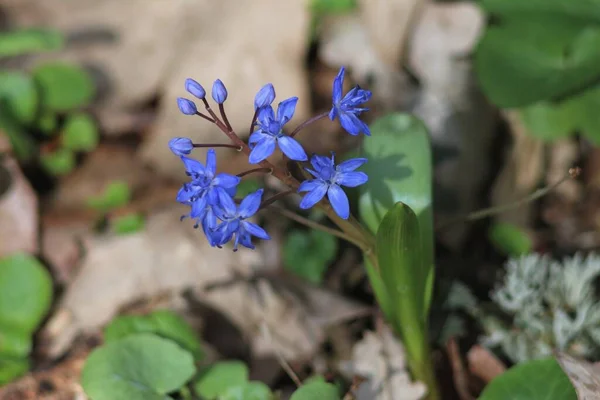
top-left (310, 0), bottom-right (356, 16)
top-left (220, 381), bottom-right (273, 400)
top-left (111, 213), bottom-right (146, 235)
top-left (0, 71), bottom-right (38, 124)
top-left (0, 253), bottom-right (53, 334)
top-left (0, 29), bottom-right (63, 57)
top-left (37, 111), bottom-right (58, 135)
top-left (479, 357), bottom-right (577, 400)
top-left (289, 381), bottom-right (339, 400)
top-left (87, 181), bottom-right (131, 212)
top-left (488, 223), bottom-right (533, 257)
top-left (104, 310), bottom-right (203, 361)
top-left (0, 357), bottom-right (29, 386)
top-left (475, 15), bottom-right (600, 107)
top-left (81, 333), bottom-right (196, 400)
top-left (480, 0), bottom-right (600, 21)
top-left (359, 113), bottom-right (434, 316)
top-left (520, 101), bottom-right (578, 141)
top-left (283, 230), bottom-right (337, 284)
top-left (0, 101), bottom-right (37, 162)
top-left (40, 148), bottom-right (75, 176)
top-left (33, 62), bottom-right (94, 112)
top-left (61, 113), bottom-right (99, 152)
top-left (194, 361), bottom-right (249, 399)
top-left (236, 179), bottom-right (262, 198)
top-left (0, 326), bottom-right (32, 358)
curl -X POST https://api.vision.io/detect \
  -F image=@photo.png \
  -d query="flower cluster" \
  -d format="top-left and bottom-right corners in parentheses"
top-left (169, 68), bottom-right (372, 250)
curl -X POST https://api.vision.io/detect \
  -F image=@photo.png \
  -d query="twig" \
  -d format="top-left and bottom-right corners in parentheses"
top-left (260, 321), bottom-right (303, 387)
top-left (436, 167), bottom-right (581, 231)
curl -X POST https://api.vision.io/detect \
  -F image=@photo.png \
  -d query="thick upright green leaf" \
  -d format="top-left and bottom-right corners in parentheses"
top-left (359, 113), bottom-right (434, 314)
top-left (290, 381), bottom-right (339, 400)
top-left (33, 62), bottom-right (94, 112)
top-left (0, 71), bottom-right (38, 124)
top-left (0, 101), bottom-right (37, 161)
top-left (475, 16), bottom-right (600, 107)
top-left (104, 310), bottom-right (203, 360)
top-left (61, 113), bottom-right (99, 152)
top-left (283, 229), bottom-right (337, 284)
top-left (0, 253), bottom-right (53, 334)
top-left (0, 29), bottom-right (63, 57)
top-left (488, 223), bottom-right (533, 257)
top-left (194, 361), bottom-right (249, 399)
top-left (81, 333), bottom-right (196, 400)
top-left (479, 357), bottom-right (577, 400)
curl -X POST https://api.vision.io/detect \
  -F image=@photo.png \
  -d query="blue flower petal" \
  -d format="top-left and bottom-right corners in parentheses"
top-left (239, 189), bottom-right (263, 218)
top-left (336, 158), bottom-right (367, 172)
top-left (310, 154), bottom-right (333, 171)
top-left (213, 173), bottom-right (241, 188)
top-left (205, 149), bottom-right (217, 177)
top-left (254, 83), bottom-right (276, 110)
top-left (277, 97), bottom-right (298, 125)
top-left (336, 171), bottom-right (368, 187)
top-left (181, 156), bottom-right (206, 176)
top-left (327, 184), bottom-right (350, 219)
top-left (185, 78), bottom-right (206, 99)
top-left (237, 230), bottom-right (255, 250)
top-left (211, 79), bottom-right (228, 104)
top-left (242, 221), bottom-right (271, 240)
top-left (190, 196), bottom-right (208, 218)
top-left (277, 136), bottom-right (307, 161)
top-left (177, 97), bottom-right (197, 115)
top-left (217, 189), bottom-right (237, 217)
top-left (338, 112), bottom-right (362, 136)
top-left (328, 107), bottom-right (337, 121)
top-left (257, 105), bottom-right (275, 125)
top-left (332, 67), bottom-right (344, 104)
top-left (169, 137), bottom-right (193, 156)
top-left (299, 183), bottom-right (327, 209)
top-left (249, 136), bottom-right (276, 164)
top-left (177, 186), bottom-right (195, 203)
top-left (298, 179), bottom-right (322, 193)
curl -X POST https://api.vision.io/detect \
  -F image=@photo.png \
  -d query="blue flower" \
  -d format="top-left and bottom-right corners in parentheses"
top-left (212, 79), bottom-right (228, 104)
top-left (248, 97), bottom-right (308, 163)
top-left (177, 97), bottom-right (197, 115)
top-left (254, 83), bottom-right (276, 110)
top-left (185, 78), bottom-right (206, 99)
top-left (169, 137), bottom-right (193, 156)
top-left (211, 189), bottom-right (270, 251)
top-left (176, 149), bottom-right (240, 209)
top-left (298, 153), bottom-right (368, 219)
top-left (329, 67), bottom-right (372, 136)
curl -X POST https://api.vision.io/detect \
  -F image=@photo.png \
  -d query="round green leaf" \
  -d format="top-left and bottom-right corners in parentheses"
top-left (0, 357), bottom-right (29, 386)
top-left (479, 357), bottom-right (577, 400)
top-left (0, 253), bottom-right (53, 333)
top-left (87, 181), bottom-right (131, 212)
top-left (61, 113), bottom-right (99, 152)
top-left (104, 310), bottom-right (203, 360)
top-left (290, 381), bottom-right (339, 400)
top-left (520, 102), bottom-right (578, 141)
top-left (220, 381), bottom-right (272, 400)
top-left (40, 148), bottom-right (75, 176)
top-left (283, 230), bottom-right (337, 284)
top-left (112, 213), bottom-right (146, 235)
top-left (475, 16), bottom-right (600, 107)
top-left (33, 62), bottom-right (94, 112)
top-left (81, 333), bottom-right (196, 400)
top-left (0, 326), bottom-right (32, 358)
top-left (37, 111), bottom-right (58, 135)
top-left (194, 361), bottom-right (249, 399)
top-left (0, 71), bottom-right (38, 124)
top-left (488, 223), bottom-right (533, 257)
top-left (0, 100), bottom-right (37, 161)
top-left (0, 29), bottom-right (63, 57)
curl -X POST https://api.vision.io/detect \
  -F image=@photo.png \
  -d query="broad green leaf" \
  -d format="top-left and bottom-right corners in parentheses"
top-left (33, 62), bottom-right (94, 112)
top-left (520, 102), bottom-right (578, 141)
top-left (0, 253), bottom-right (53, 333)
top-left (283, 229), bottom-right (337, 284)
top-left (194, 361), bottom-right (249, 399)
top-left (0, 29), bottom-right (63, 57)
top-left (475, 15), bottom-right (600, 107)
top-left (0, 357), bottom-right (29, 386)
top-left (488, 223), bottom-right (533, 257)
top-left (479, 357), bottom-right (577, 400)
top-left (0, 101), bottom-right (37, 161)
top-left (480, 0), bottom-right (600, 21)
top-left (61, 113), bottom-right (99, 152)
top-left (0, 71), bottom-right (38, 124)
top-left (37, 111), bottom-right (58, 135)
top-left (289, 381), bottom-right (339, 400)
top-left (104, 310), bottom-right (203, 360)
top-left (0, 326), bottom-right (31, 358)
top-left (40, 148), bottom-right (75, 176)
top-left (359, 113), bottom-right (434, 315)
top-left (87, 181), bottom-right (131, 212)
top-left (220, 381), bottom-right (273, 400)
top-left (112, 213), bottom-right (146, 235)
top-left (236, 178), bottom-right (262, 198)
top-left (81, 333), bottom-right (196, 400)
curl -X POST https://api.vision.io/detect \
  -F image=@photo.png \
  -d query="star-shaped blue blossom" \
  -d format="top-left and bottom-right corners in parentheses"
top-left (248, 97), bottom-right (308, 164)
top-left (298, 153), bottom-right (368, 219)
top-left (211, 189), bottom-right (270, 251)
top-left (329, 67), bottom-right (372, 136)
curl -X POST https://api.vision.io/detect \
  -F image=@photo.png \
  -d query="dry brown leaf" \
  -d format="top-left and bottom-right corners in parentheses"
top-left (555, 353), bottom-right (600, 400)
top-left (339, 324), bottom-right (426, 400)
top-left (0, 155), bottom-right (38, 257)
top-left (466, 345), bottom-right (506, 384)
top-left (447, 339), bottom-right (474, 400)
